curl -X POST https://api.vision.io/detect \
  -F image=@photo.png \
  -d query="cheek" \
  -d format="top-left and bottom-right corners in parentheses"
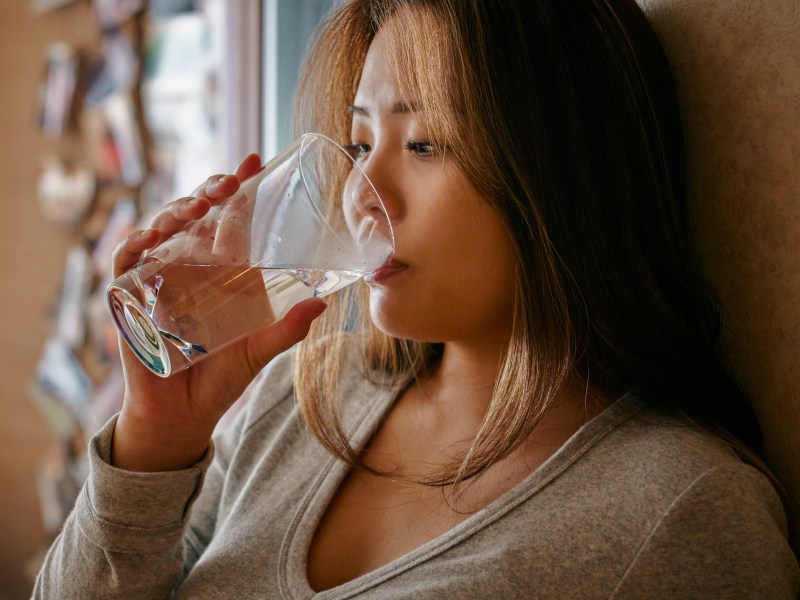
top-left (432, 213), bottom-right (518, 331)
top-left (366, 255), bottom-right (517, 343)
top-left (365, 170), bottom-right (518, 340)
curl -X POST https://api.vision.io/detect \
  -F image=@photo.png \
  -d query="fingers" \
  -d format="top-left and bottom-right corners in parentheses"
top-left (111, 196), bottom-right (213, 277)
top-left (112, 229), bottom-right (159, 277)
top-left (234, 153), bottom-right (263, 182)
top-left (211, 190), bottom-right (252, 259)
top-left (210, 154), bottom-right (263, 258)
top-left (188, 153), bottom-right (262, 199)
top-left (189, 173), bottom-right (240, 200)
top-left (244, 298), bottom-right (327, 375)
top-left (152, 154), bottom-right (263, 233)
top-left (113, 154), bottom-right (264, 279)
top-left (148, 196), bottom-right (211, 238)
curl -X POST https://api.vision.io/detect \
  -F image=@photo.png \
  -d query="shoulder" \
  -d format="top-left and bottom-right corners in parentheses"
top-left (587, 396), bottom-right (800, 597)
top-left (607, 460), bottom-right (798, 598)
top-left (587, 396), bottom-right (791, 526)
top-left (545, 394), bottom-right (781, 532)
top-left (592, 396), bottom-right (758, 496)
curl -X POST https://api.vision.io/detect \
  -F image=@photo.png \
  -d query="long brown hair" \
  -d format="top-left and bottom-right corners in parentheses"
top-left (292, 0), bottom-right (766, 487)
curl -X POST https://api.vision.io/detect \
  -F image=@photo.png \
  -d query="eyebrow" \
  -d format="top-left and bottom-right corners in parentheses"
top-left (347, 100), bottom-right (423, 118)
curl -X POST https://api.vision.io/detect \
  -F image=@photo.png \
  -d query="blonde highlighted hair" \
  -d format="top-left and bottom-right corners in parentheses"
top-left (291, 0), bottom-right (767, 488)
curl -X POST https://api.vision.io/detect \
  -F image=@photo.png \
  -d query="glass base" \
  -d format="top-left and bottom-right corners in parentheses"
top-left (107, 284), bottom-right (171, 377)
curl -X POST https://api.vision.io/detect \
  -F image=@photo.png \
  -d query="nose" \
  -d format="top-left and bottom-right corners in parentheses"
top-left (343, 160), bottom-right (397, 248)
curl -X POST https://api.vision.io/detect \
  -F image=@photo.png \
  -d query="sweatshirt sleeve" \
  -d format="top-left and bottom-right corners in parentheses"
top-left (610, 463), bottom-right (800, 599)
top-left (32, 414), bottom-right (215, 600)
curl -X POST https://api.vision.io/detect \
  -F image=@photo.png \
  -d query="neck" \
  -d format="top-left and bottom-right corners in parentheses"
top-left (373, 339), bottom-right (614, 486)
top-left (410, 341), bottom-right (507, 434)
top-left (405, 339), bottom-right (612, 449)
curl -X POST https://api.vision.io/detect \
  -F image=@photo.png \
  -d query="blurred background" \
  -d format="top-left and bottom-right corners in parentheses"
top-left (0, 0), bottom-right (334, 596)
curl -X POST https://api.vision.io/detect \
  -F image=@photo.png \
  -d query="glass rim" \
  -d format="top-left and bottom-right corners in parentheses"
top-left (299, 131), bottom-right (396, 252)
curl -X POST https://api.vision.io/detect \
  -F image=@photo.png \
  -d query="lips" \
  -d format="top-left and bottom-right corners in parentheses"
top-left (365, 257), bottom-right (407, 283)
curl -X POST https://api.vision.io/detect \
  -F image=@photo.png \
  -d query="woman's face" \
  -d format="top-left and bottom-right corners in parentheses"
top-left (349, 30), bottom-right (517, 347)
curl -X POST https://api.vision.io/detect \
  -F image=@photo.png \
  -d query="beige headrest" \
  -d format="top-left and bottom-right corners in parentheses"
top-left (639, 0), bottom-right (800, 531)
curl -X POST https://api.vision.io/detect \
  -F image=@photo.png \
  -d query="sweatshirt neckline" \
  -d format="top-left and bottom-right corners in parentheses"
top-left (278, 384), bottom-right (648, 599)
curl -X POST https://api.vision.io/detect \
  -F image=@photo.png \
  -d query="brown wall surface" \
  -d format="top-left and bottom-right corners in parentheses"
top-left (0, 3), bottom-right (96, 597)
top-left (641, 0), bottom-right (800, 543)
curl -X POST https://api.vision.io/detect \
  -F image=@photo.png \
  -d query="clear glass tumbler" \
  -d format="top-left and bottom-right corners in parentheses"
top-left (107, 133), bottom-right (394, 377)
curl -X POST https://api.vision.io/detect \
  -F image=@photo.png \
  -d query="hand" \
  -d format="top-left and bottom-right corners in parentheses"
top-left (110, 154), bottom-right (327, 472)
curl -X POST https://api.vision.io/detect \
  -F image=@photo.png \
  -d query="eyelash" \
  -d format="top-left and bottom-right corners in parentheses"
top-left (342, 140), bottom-right (438, 160)
top-left (343, 143), bottom-right (370, 160)
top-left (403, 140), bottom-right (437, 158)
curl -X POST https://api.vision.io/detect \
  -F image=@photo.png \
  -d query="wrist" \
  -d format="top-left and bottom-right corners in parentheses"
top-left (111, 409), bottom-right (213, 472)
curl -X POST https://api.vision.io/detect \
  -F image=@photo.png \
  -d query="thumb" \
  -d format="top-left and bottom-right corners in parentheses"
top-left (245, 298), bottom-right (327, 372)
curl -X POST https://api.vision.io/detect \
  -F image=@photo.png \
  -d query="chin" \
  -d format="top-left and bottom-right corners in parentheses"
top-left (368, 304), bottom-right (453, 344)
top-left (368, 309), bottom-right (417, 340)
top-left (368, 295), bottom-right (432, 341)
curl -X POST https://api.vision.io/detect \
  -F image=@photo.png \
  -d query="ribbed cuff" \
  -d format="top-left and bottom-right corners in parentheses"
top-left (74, 414), bottom-right (215, 553)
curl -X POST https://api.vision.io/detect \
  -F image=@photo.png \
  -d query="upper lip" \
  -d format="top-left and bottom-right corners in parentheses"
top-left (380, 257), bottom-right (407, 270)
top-left (366, 256), bottom-right (407, 281)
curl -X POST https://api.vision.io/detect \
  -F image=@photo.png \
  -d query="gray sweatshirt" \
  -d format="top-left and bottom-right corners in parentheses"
top-left (34, 350), bottom-right (799, 598)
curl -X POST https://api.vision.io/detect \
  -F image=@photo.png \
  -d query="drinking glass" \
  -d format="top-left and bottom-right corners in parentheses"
top-left (107, 133), bottom-right (394, 377)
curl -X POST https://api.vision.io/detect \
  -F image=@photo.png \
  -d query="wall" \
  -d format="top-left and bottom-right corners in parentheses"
top-left (0, 3), bottom-right (96, 597)
top-left (0, 3), bottom-right (267, 596)
top-left (641, 0), bottom-right (800, 541)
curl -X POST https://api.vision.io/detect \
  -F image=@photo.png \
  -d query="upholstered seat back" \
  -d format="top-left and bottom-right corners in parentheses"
top-left (638, 0), bottom-right (800, 541)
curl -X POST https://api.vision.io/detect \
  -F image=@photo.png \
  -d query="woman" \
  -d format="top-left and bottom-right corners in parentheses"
top-left (35, 0), bottom-right (798, 597)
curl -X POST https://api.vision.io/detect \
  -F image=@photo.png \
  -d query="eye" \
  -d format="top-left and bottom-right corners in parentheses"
top-left (343, 143), bottom-right (371, 160)
top-left (403, 140), bottom-right (437, 159)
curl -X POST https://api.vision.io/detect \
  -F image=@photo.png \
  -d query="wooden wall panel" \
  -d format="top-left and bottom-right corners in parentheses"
top-left (0, 3), bottom-right (96, 597)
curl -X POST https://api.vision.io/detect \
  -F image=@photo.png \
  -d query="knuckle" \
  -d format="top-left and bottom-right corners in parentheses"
top-left (171, 197), bottom-right (193, 215)
top-left (124, 229), bottom-right (144, 245)
top-left (192, 175), bottom-right (225, 197)
top-left (149, 198), bottom-right (187, 226)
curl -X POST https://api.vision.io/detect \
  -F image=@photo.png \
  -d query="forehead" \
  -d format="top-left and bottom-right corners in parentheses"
top-left (350, 11), bottom-right (454, 140)
top-left (352, 31), bottom-right (402, 112)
